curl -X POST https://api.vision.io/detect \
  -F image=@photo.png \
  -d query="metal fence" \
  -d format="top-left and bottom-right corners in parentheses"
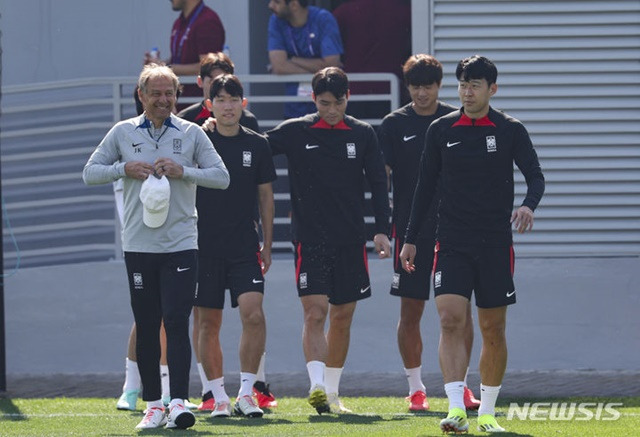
top-left (0, 73), bottom-right (400, 268)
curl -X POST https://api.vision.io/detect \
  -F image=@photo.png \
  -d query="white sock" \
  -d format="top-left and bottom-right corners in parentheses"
top-left (146, 399), bottom-right (163, 409)
top-left (444, 381), bottom-right (465, 411)
top-left (123, 358), bottom-right (141, 391)
top-left (160, 364), bottom-right (170, 399)
top-left (306, 360), bottom-right (325, 389)
top-left (478, 384), bottom-right (501, 417)
top-left (204, 376), bottom-right (229, 404)
top-left (463, 367), bottom-right (469, 387)
top-left (256, 352), bottom-right (267, 382)
top-left (197, 362), bottom-right (207, 395)
top-left (324, 367), bottom-right (343, 395)
top-left (238, 372), bottom-right (257, 398)
top-left (404, 366), bottom-right (425, 395)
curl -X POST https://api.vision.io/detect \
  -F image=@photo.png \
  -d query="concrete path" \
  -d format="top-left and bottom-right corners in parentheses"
top-left (3, 255), bottom-right (639, 398)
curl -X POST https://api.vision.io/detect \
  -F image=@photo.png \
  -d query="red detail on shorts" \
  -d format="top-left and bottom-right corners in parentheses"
top-left (432, 241), bottom-right (440, 275)
top-left (256, 246), bottom-right (263, 268)
top-left (295, 242), bottom-right (303, 283)
top-left (394, 238), bottom-right (400, 271)
top-left (510, 245), bottom-right (515, 276)
top-left (391, 223), bottom-right (397, 239)
top-left (363, 245), bottom-right (369, 274)
top-left (452, 113), bottom-right (496, 127)
top-left (310, 118), bottom-right (351, 130)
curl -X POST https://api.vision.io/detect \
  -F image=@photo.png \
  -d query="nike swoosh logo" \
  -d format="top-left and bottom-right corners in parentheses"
top-left (360, 285), bottom-right (371, 294)
top-left (252, 279), bottom-right (263, 284)
top-left (132, 142), bottom-right (143, 147)
top-left (506, 290), bottom-right (516, 297)
top-left (403, 135), bottom-right (416, 142)
top-left (305, 144), bottom-right (320, 149)
top-left (176, 267), bottom-right (191, 272)
top-left (446, 141), bottom-right (461, 148)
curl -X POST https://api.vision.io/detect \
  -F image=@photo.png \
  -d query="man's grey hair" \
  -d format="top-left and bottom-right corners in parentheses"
top-left (138, 63), bottom-right (180, 94)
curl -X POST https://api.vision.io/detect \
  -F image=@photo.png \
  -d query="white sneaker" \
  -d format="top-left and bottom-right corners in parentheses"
top-left (166, 402), bottom-right (196, 429)
top-left (327, 393), bottom-right (352, 414)
top-left (233, 395), bottom-right (264, 418)
top-left (135, 407), bottom-right (167, 429)
top-left (210, 401), bottom-right (232, 418)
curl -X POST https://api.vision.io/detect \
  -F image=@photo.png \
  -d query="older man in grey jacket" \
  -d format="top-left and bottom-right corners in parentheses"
top-left (83, 63), bottom-right (229, 430)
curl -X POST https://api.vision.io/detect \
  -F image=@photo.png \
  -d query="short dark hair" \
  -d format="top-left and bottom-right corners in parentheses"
top-left (200, 52), bottom-right (235, 78)
top-left (312, 67), bottom-right (349, 100)
top-left (455, 55), bottom-right (498, 86)
top-left (208, 74), bottom-right (244, 100)
top-left (403, 54), bottom-right (443, 86)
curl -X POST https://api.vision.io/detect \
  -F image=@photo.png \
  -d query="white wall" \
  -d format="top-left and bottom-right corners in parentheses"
top-left (0, 0), bottom-right (249, 86)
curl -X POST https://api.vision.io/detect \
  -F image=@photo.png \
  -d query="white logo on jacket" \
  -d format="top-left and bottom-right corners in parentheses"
top-left (486, 136), bottom-right (497, 153)
top-left (243, 151), bottom-right (252, 167)
top-left (173, 139), bottom-right (182, 154)
top-left (346, 143), bottom-right (356, 158)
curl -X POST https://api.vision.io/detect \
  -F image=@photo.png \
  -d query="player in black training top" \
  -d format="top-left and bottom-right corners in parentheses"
top-left (178, 52), bottom-right (279, 411)
top-left (266, 67), bottom-right (391, 415)
top-left (400, 55), bottom-right (545, 434)
top-left (194, 74), bottom-right (277, 419)
top-left (378, 54), bottom-right (480, 412)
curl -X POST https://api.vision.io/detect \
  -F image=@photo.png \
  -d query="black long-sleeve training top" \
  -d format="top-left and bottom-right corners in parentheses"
top-left (267, 113), bottom-right (390, 245)
top-left (405, 107), bottom-right (545, 247)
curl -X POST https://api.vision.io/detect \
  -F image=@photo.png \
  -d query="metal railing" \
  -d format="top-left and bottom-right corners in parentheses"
top-left (1, 73), bottom-right (400, 268)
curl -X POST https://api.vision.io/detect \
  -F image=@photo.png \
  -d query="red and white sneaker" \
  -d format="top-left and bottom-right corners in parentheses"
top-left (234, 395), bottom-right (264, 418)
top-left (210, 401), bottom-right (232, 418)
top-left (464, 386), bottom-right (481, 410)
top-left (166, 401), bottom-right (195, 429)
top-left (253, 382), bottom-right (278, 408)
top-left (406, 390), bottom-right (430, 411)
top-left (197, 391), bottom-right (215, 411)
top-left (135, 406), bottom-right (166, 429)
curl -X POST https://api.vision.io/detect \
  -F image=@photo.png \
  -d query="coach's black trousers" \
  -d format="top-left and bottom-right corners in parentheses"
top-left (124, 250), bottom-right (197, 402)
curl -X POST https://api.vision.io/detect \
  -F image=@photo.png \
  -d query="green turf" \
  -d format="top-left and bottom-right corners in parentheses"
top-left (0, 396), bottom-right (638, 436)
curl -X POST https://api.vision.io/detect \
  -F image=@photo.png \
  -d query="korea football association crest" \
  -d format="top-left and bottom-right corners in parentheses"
top-left (173, 139), bottom-right (182, 154)
top-left (391, 273), bottom-right (400, 289)
top-left (243, 151), bottom-right (252, 167)
top-left (486, 136), bottom-right (497, 153)
top-left (346, 143), bottom-right (356, 159)
top-left (434, 271), bottom-right (442, 288)
top-left (299, 272), bottom-right (308, 289)
top-left (133, 272), bottom-right (144, 290)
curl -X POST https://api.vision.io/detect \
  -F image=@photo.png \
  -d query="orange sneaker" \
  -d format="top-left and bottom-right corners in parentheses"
top-left (406, 390), bottom-right (430, 411)
top-left (197, 391), bottom-right (215, 411)
top-left (253, 381), bottom-right (278, 408)
top-left (464, 386), bottom-right (481, 410)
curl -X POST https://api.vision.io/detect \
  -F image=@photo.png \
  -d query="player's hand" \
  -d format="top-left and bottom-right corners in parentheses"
top-left (511, 205), bottom-right (534, 234)
top-left (399, 243), bottom-right (416, 273)
top-left (124, 161), bottom-right (155, 180)
top-left (373, 233), bottom-right (391, 259)
top-left (201, 117), bottom-right (217, 132)
top-left (154, 157), bottom-right (183, 179)
top-left (260, 245), bottom-right (272, 275)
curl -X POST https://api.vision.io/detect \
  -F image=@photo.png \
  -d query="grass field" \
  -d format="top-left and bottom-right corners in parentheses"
top-left (1, 396), bottom-right (638, 436)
